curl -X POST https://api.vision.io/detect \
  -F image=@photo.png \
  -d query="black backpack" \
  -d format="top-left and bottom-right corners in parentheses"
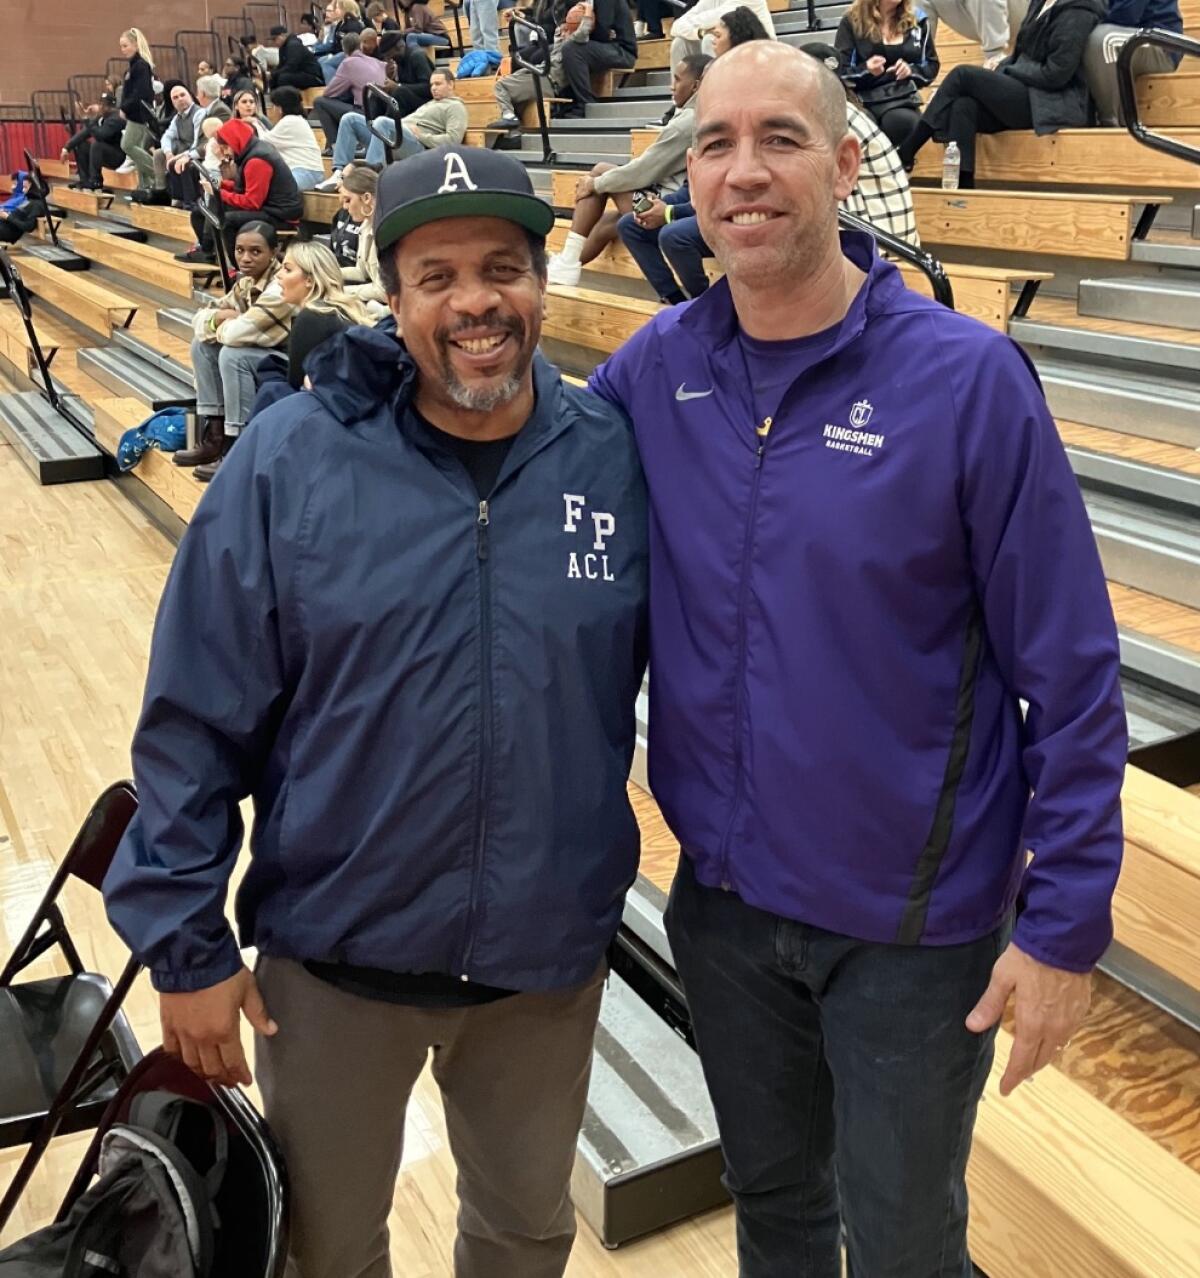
top-left (0, 1092), bottom-right (228, 1278)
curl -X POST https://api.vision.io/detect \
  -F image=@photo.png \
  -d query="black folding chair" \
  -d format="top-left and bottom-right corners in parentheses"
top-left (58, 1049), bottom-right (289, 1277)
top-left (0, 781), bottom-right (143, 1232)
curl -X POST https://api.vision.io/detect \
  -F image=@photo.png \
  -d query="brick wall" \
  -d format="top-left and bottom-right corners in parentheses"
top-left (1, 1), bottom-right (309, 106)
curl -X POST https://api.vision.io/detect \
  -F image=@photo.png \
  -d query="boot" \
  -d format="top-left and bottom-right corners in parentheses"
top-left (194, 433), bottom-right (235, 483)
top-left (173, 415), bottom-right (225, 467)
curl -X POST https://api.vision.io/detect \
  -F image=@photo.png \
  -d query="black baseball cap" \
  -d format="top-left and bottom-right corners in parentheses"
top-left (798, 42), bottom-right (842, 72)
top-left (374, 145), bottom-right (556, 254)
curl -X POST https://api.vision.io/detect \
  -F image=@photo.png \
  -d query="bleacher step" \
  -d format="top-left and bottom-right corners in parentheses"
top-left (156, 308), bottom-right (196, 345)
top-left (1066, 439), bottom-right (1200, 518)
top-left (0, 390), bottom-right (105, 484)
top-left (19, 242), bottom-right (90, 272)
top-left (521, 131), bottom-right (632, 157)
top-left (1032, 357), bottom-right (1200, 449)
top-left (76, 344), bottom-right (195, 411)
top-left (1120, 628), bottom-right (1200, 714)
top-left (1121, 672), bottom-right (1200, 753)
top-left (1013, 317), bottom-right (1200, 375)
top-left (1084, 490), bottom-right (1200, 612)
top-left (1131, 237), bottom-right (1200, 270)
top-left (1078, 276), bottom-right (1200, 333)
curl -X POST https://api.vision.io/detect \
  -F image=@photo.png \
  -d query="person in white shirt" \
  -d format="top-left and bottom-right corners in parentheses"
top-left (670, 0), bottom-right (775, 66)
top-left (267, 86), bottom-right (328, 189)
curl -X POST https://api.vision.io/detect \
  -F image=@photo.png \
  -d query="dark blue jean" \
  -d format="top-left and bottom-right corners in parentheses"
top-left (664, 855), bottom-right (1006, 1278)
top-left (617, 211), bottom-right (711, 304)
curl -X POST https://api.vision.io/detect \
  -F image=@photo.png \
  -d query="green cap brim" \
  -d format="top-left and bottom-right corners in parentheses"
top-left (375, 190), bottom-right (556, 253)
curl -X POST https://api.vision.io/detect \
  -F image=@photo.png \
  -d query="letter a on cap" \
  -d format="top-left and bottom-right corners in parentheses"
top-left (438, 152), bottom-right (478, 194)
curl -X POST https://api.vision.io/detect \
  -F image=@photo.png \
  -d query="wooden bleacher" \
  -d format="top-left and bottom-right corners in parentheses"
top-left (0, 301), bottom-right (94, 374)
top-left (47, 185), bottom-right (113, 217)
top-left (9, 252), bottom-right (138, 338)
top-left (66, 228), bottom-right (216, 300)
top-left (128, 202), bottom-right (196, 243)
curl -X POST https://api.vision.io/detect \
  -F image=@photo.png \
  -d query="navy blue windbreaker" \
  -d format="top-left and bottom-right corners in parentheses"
top-left (104, 325), bottom-right (649, 994)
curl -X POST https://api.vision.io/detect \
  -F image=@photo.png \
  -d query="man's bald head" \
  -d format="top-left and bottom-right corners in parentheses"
top-left (696, 41), bottom-right (847, 146)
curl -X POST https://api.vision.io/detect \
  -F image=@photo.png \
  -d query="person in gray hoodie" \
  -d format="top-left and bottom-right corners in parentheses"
top-left (547, 53), bottom-right (710, 286)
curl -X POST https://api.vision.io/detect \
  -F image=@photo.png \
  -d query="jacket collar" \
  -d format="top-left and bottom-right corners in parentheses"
top-left (677, 229), bottom-right (904, 365)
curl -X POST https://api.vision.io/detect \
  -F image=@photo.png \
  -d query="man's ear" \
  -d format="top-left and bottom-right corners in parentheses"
top-left (832, 132), bottom-right (861, 204)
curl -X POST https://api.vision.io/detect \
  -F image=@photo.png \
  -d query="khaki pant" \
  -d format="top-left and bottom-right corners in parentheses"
top-left (920, 0), bottom-right (1029, 61)
top-left (255, 957), bottom-right (606, 1278)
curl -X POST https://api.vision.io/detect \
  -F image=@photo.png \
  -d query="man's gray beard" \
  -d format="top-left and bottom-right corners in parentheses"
top-left (443, 370), bottom-right (524, 413)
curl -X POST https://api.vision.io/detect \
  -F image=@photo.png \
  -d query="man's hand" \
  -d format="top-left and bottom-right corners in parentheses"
top-left (160, 966), bottom-right (278, 1088)
top-left (966, 942), bottom-right (1091, 1097)
top-left (199, 175), bottom-right (215, 198)
top-left (172, 154), bottom-right (192, 173)
top-left (575, 174), bottom-right (596, 199)
top-left (636, 198), bottom-right (668, 230)
top-left (893, 58), bottom-right (912, 80)
top-left (865, 54), bottom-right (887, 74)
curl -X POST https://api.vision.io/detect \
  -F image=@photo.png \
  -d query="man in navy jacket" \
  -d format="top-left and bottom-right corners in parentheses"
top-left (590, 43), bottom-right (1126, 1277)
top-left (617, 180), bottom-right (712, 304)
top-left (105, 146), bottom-right (648, 1278)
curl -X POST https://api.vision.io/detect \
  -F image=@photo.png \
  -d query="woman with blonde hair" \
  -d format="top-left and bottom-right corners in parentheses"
top-left (118, 27), bottom-right (157, 188)
top-left (276, 240), bottom-right (376, 387)
top-left (834, 0), bottom-right (939, 143)
top-left (337, 165), bottom-right (387, 316)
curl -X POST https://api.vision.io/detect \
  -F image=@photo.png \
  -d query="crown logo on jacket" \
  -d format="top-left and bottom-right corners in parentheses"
top-left (849, 399), bottom-right (873, 429)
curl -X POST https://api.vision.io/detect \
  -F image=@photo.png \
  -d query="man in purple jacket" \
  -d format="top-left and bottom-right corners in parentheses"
top-left (589, 41), bottom-right (1127, 1278)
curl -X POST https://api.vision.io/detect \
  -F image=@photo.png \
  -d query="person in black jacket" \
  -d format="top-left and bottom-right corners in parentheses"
top-left (269, 25), bottom-right (326, 89)
top-left (559, 0), bottom-right (638, 114)
top-left (835, 0), bottom-right (939, 144)
top-left (63, 95), bottom-right (126, 190)
top-left (118, 27), bottom-right (157, 189)
top-left (897, 0), bottom-right (1106, 186)
top-left (378, 43), bottom-right (434, 115)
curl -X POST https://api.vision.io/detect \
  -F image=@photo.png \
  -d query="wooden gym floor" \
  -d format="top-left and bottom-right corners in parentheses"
top-left (2, 437), bottom-right (1198, 1273)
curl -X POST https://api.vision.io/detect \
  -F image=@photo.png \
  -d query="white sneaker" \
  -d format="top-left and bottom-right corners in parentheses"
top-left (634, 20), bottom-right (648, 36)
top-left (546, 254), bottom-right (582, 287)
top-left (115, 158), bottom-right (136, 173)
top-left (314, 172), bottom-right (342, 192)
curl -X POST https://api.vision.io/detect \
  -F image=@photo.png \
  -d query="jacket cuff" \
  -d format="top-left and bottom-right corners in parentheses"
top-left (1011, 925), bottom-right (1103, 976)
top-left (150, 938), bottom-right (245, 993)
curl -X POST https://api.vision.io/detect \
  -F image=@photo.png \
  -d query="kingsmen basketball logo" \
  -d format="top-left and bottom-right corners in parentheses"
top-left (562, 493), bottom-right (617, 581)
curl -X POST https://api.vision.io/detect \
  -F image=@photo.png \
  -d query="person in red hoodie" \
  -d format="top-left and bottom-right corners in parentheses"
top-left (179, 118), bottom-right (304, 266)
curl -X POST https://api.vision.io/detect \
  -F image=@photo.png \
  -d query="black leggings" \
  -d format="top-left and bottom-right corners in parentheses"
top-left (918, 64), bottom-right (1033, 173)
top-left (873, 103), bottom-right (922, 147)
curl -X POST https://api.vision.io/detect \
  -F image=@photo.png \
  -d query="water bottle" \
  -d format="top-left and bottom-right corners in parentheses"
top-left (942, 141), bottom-right (961, 191)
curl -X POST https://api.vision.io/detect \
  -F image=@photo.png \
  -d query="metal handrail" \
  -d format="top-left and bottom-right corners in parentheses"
top-left (509, 14), bottom-right (556, 165)
top-left (190, 160), bottom-right (237, 283)
top-left (0, 249), bottom-right (88, 431)
top-left (838, 209), bottom-right (955, 309)
top-left (364, 82), bottom-right (399, 163)
top-left (1117, 28), bottom-right (1200, 166)
top-left (21, 150), bottom-right (64, 252)
top-left (444, 0), bottom-right (468, 57)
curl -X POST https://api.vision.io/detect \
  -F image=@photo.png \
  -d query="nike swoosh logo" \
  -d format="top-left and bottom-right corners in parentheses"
top-left (676, 383), bottom-right (714, 402)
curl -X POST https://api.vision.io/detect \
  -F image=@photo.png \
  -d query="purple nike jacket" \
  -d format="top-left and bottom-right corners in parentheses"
top-left (589, 230), bottom-right (1127, 972)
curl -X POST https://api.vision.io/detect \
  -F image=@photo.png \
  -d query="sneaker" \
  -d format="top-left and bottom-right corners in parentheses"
top-left (546, 254), bottom-right (582, 287)
top-left (175, 245), bottom-right (216, 264)
top-left (634, 19), bottom-right (647, 35)
top-left (983, 53), bottom-right (1005, 69)
top-left (115, 158), bottom-right (136, 173)
top-left (486, 114), bottom-right (520, 130)
top-left (314, 172), bottom-right (341, 192)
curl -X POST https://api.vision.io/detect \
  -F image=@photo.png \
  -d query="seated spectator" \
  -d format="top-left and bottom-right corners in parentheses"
top-left (835, 0), bottom-right (939, 145)
top-left (617, 179), bottom-right (713, 304)
top-left (177, 221), bottom-right (297, 481)
top-left (312, 3), bottom-right (341, 55)
top-left (708, 6), bottom-right (772, 55)
top-left (321, 0), bottom-right (368, 79)
top-left (801, 42), bottom-right (919, 244)
top-left (380, 41), bottom-right (435, 114)
top-left (669, 0), bottom-right (775, 65)
top-left (273, 240), bottom-right (376, 389)
top-left (317, 67), bottom-right (466, 183)
top-left (558, 0), bottom-right (638, 117)
top-left (920, 0), bottom-right (1026, 69)
top-left (1083, 0), bottom-right (1183, 126)
top-left (63, 95), bottom-right (124, 191)
top-left (135, 84), bottom-right (205, 206)
top-left (0, 175), bottom-right (48, 246)
top-left (488, 0), bottom-right (587, 131)
top-left (267, 87), bottom-right (328, 189)
top-left (547, 54), bottom-right (709, 284)
top-left (898, 0), bottom-right (1105, 187)
top-left (337, 164), bottom-right (388, 315)
top-left (397, 0), bottom-right (451, 49)
top-left (118, 27), bottom-right (158, 191)
top-left (232, 88), bottom-right (272, 137)
top-left (221, 56), bottom-right (260, 105)
top-left (297, 12), bottom-right (321, 45)
top-left (312, 32), bottom-right (389, 150)
top-left (269, 24), bottom-right (326, 89)
top-left (328, 161), bottom-right (367, 265)
top-left (180, 117), bottom-right (302, 265)
top-left (367, 0), bottom-right (402, 31)
top-left (197, 58), bottom-right (221, 81)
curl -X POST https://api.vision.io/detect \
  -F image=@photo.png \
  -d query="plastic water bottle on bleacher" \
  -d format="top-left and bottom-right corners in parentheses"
top-left (942, 142), bottom-right (961, 191)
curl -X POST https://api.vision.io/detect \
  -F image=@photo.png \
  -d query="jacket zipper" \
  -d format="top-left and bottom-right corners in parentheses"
top-left (460, 498), bottom-right (492, 979)
top-left (716, 417), bottom-right (773, 889)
